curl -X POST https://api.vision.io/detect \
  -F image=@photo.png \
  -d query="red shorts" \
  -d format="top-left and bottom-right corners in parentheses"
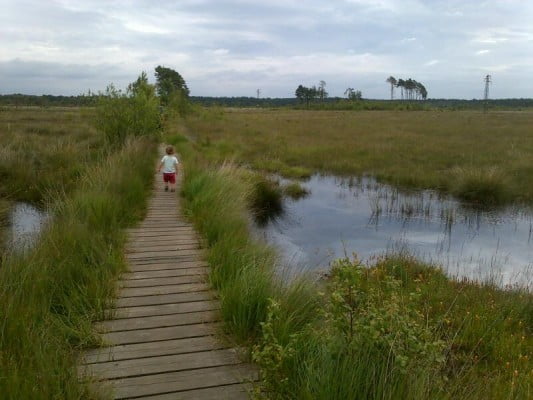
top-left (163, 173), bottom-right (176, 184)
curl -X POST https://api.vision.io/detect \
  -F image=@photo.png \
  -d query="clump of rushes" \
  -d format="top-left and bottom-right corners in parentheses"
top-left (451, 166), bottom-right (508, 206)
top-left (0, 138), bottom-right (156, 399)
top-left (248, 175), bottom-right (284, 226)
top-left (0, 199), bottom-right (9, 225)
top-left (283, 181), bottom-right (310, 200)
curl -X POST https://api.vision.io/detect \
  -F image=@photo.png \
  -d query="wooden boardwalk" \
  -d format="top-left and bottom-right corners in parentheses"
top-left (80, 171), bottom-right (254, 399)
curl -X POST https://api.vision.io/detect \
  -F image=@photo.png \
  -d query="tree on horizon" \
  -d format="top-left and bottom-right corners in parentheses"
top-left (154, 66), bottom-right (189, 105)
top-left (386, 76), bottom-right (397, 100)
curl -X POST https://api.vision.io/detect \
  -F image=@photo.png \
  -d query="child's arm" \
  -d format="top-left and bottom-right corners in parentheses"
top-left (157, 160), bottom-right (163, 172)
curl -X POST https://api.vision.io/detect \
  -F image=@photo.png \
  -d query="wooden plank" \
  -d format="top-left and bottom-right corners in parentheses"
top-left (129, 226), bottom-right (194, 232)
top-left (120, 275), bottom-right (204, 288)
top-left (83, 336), bottom-right (224, 364)
top-left (139, 384), bottom-right (251, 400)
top-left (112, 300), bottom-right (219, 319)
top-left (102, 322), bottom-right (220, 345)
top-left (127, 233), bottom-right (199, 241)
top-left (127, 241), bottom-right (199, 250)
top-left (115, 291), bottom-right (213, 308)
top-left (127, 260), bottom-right (208, 272)
top-left (121, 267), bottom-right (208, 281)
top-left (110, 364), bottom-right (256, 399)
top-left (126, 243), bottom-right (200, 253)
top-left (126, 255), bottom-right (202, 265)
top-left (81, 349), bottom-right (241, 380)
top-left (97, 310), bottom-right (218, 332)
top-left (119, 283), bottom-right (209, 298)
top-left (128, 228), bottom-right (192, 233)
top-left (127, 239), bottom-right (199, 248)
top-left (126, 249), bottom-right (204, 260)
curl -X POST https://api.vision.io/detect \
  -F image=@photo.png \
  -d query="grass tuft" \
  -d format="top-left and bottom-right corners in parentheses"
top-left (451, 166), bottom-right (508, 206)
top-left (283, 181), bottom-right (310, 200)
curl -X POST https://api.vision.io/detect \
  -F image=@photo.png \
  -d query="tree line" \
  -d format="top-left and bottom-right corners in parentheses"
top-left (295, 80), bottom-right (363, 106)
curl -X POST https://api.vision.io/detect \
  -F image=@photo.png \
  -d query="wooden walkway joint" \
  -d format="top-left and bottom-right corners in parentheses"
top-left (80, 168), bottom-right (255, 399)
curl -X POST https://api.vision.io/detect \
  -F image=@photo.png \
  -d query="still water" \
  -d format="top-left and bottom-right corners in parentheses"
top-left (256, 176), bottom-right (533, 287)
top-left (7, 203), bottom-right (49, 250)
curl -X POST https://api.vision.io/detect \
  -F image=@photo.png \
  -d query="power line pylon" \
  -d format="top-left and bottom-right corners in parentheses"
top-left (483, 75), bottom-right (491, 113)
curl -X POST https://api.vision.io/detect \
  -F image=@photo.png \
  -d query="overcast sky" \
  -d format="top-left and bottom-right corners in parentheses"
top-left (1, 0), bottom-right (532, 98)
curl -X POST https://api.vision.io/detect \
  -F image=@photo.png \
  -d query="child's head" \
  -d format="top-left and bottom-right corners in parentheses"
top-left (165, 145), bottom-right (175, 155)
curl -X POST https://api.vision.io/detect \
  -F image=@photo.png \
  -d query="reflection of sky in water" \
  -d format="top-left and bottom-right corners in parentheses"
top-left (8, 203), bottom-right (48, 250)
top-left (255, 176), bottom-right (533, 286)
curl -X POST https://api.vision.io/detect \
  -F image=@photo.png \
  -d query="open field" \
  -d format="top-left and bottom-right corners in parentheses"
top-left (182, 109), bottom-right (533, 205)
top-left (0, 107), bottom-right (103, 204)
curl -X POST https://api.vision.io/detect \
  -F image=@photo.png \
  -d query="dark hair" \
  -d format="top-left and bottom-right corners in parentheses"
top-left (165, 145), bottom-right (175, 155)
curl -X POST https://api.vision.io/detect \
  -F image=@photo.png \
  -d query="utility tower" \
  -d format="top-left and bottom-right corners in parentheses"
top-left (256, 88), bottom-right (261, 99)
top-left (483, 75), bottom-right (491, 113)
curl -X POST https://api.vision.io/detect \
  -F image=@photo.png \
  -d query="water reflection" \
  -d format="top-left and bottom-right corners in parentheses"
top-left (255, 175), bottom-right (533, 286)
top-left (7, 203), bottom-right (49, 250)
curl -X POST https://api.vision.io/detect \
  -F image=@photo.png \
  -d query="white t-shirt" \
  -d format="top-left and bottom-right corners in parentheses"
top-left (161, 155), bottom-right (179, 173)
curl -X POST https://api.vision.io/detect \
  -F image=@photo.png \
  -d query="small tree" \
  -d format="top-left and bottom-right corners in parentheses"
top-left (96, 73), bottom-right (160, 146)
top-left (295, 85), bottom-right (306, 103)
top-left (386, 76), bottom-right (397, 100)
top-left (155, 66), bottom-right (189, 105)
top-left (344, 88), bottom-right (362, 101)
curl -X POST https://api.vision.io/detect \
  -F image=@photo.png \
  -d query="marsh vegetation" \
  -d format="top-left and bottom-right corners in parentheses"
top-left (184, 108), bottom-right (533, 206)
top-left (167, 107), bottom-right (532, 399)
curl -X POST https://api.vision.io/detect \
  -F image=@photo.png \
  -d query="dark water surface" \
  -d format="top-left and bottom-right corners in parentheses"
top-left (256, 176), bottom-right (533, 286)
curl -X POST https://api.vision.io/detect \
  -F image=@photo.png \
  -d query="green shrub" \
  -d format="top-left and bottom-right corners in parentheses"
top-left (95, 81), bottom-right (160, 146)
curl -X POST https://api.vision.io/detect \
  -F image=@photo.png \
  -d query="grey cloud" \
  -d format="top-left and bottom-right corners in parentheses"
top-left (1, 0), bottom-right (532, 97)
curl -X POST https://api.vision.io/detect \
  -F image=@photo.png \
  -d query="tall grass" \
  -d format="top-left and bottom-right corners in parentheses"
top-left (0, 107), bottom-right (103, 204)
top-left (0, 138), bottom-right (156, 399)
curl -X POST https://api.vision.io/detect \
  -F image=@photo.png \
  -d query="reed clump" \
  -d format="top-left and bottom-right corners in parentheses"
top-left (248, 175), bottom-right (284, 226)
top-left (451, 166), bottom-right (508, 206)
top-left (283, 181), bottom-right (310, 200)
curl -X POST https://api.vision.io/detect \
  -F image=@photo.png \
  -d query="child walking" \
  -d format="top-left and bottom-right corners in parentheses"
top-left (158, 145), bottom-right (179, 192)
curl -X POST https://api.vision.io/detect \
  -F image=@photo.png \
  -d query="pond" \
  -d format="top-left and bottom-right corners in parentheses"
top-left (255, 175), bottom-right (533, 287)
top-left (5, 202), bottom-right (49, 251)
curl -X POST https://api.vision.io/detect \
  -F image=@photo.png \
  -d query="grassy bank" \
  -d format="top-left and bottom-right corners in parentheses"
top-left (167, 126), bottom-right (532, 399)
top-left (183, 108), bottom-right (533, 206)
top-left (0, 136), bottom-right (156, 398)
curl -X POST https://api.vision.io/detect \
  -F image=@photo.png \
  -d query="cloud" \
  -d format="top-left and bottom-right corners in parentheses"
top-left (1, 0), bottom-right (533, 98)
top-left (424, 60), bottom-right (440, 67)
